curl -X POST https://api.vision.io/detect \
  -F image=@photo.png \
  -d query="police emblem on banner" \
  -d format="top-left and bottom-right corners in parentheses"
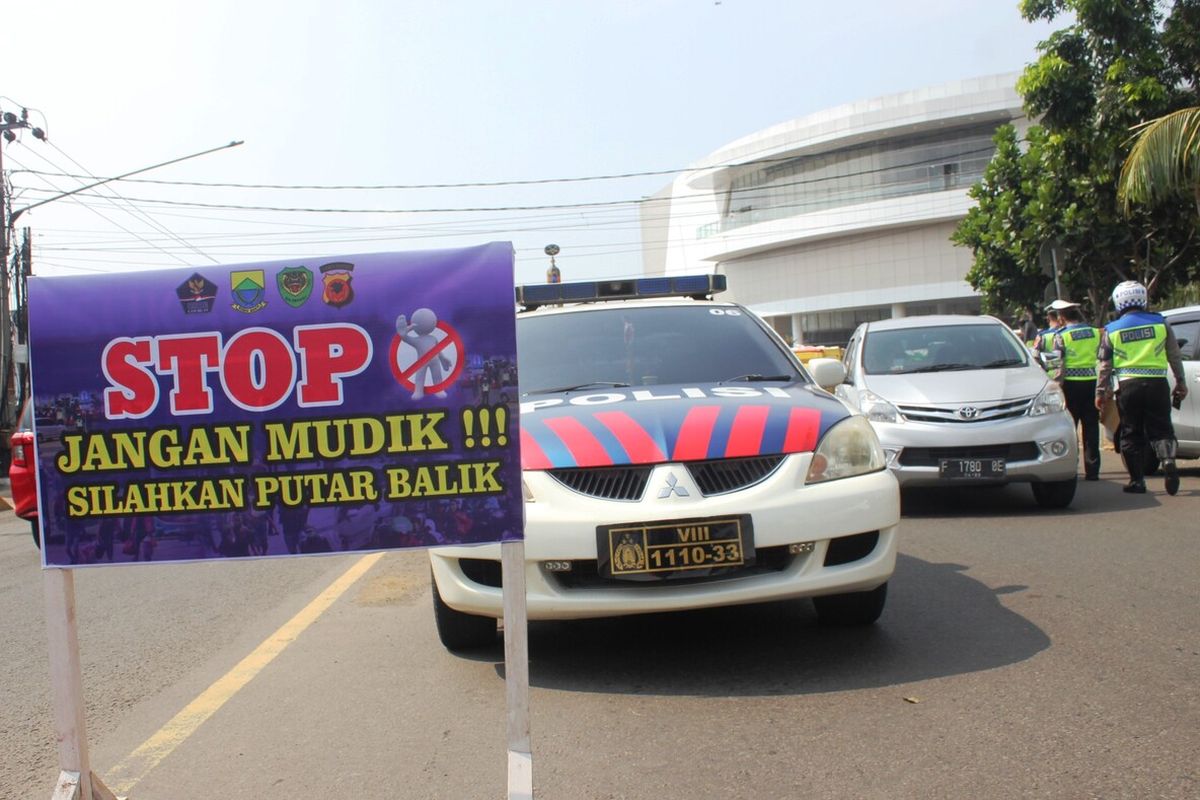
top-left (175, 273), bottom-right (217, 314)
top-left (319, 262), bottom-right (355, 308)
top-left (613, 534), bottom-right (646, 572)
top-left (276, 265), bottom-right (314, 308)
top-left (230, 269), bottom-right (268, 313)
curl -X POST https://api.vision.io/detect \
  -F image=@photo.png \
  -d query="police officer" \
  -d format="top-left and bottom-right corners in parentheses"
top-left (1034, 301), bottom-right (1068, 372)
top-left (1051, 302), bottom-right (1100, 481)
top-left (1094, 280), bottom-right (1189, 495)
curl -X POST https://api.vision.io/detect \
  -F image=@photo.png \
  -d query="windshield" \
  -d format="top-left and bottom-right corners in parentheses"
top-left (517, 305), bottom-right (800, 394)
top-left (862, 323), bottom-right (1029, 375)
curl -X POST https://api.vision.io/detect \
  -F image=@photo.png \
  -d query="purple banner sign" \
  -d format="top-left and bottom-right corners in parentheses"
top-left (28, 243), bottom-right (522, 567)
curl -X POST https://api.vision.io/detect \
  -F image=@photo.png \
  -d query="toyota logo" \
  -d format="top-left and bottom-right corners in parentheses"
top-left (957, 406), bottom-right (980, 419)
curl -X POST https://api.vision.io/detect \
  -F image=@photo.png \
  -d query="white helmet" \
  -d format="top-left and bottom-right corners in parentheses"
top-left (1111, 280), bottom-right (1148, 312)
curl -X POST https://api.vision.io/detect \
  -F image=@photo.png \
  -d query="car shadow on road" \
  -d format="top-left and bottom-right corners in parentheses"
top-left (897, 471), bottom-right (1196, 518)
top-left (491, 553), bottom-right (1048, 697)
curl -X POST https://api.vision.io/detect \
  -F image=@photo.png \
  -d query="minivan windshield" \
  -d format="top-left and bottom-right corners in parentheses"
top-left (517, 305), bottom-right (800, 394)
top-left (862, 323), bottom-right (1029, 375)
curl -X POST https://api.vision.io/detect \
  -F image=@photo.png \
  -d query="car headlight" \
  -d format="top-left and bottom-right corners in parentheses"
top-left (805, 415), bottom-right (887, 484)
top-left (1029, 382), bottom-right (1067, 416)
top-left (859, 389), bottom-right (902, 424)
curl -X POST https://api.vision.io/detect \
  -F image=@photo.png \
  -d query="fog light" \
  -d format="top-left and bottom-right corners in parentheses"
top-left (542, 560), bottom-right (573, 572)
top-left (788, 542), bottom-right (815, 556)
top-left (1039, 439), bottom-right (1069, 457)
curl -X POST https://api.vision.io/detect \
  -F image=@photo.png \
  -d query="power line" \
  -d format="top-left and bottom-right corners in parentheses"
top-left (43, 140), bottom-right (220, 264)
top-left (11, 144), bottom-right (996, 216)
top-left (6, 150), bottom-right (195, 267)
top-left (8, 152), bottom-right (829, 191)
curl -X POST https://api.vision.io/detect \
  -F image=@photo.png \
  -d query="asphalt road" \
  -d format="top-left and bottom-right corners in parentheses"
top-left (2, 450), bottom-right (1198, 799)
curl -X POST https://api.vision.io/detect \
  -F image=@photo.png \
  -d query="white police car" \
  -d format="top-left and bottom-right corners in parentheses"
top-left (428, 275), bottom-right (900, 649)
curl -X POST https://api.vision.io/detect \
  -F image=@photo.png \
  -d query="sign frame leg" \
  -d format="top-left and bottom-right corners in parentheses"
top-left (501, 540), bottom-right (532, 800)
top-left (44, 568), bottom-right (128, 800)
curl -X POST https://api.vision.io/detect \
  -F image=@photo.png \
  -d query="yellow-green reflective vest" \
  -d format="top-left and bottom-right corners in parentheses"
top-left (1106, 312), bottom-right (1169, 379)
top-left (1061, 325), bottom-right (1100, 380)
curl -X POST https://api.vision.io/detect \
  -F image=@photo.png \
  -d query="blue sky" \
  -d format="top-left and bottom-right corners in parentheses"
top-left (3, 1), bottom-right (1059, 285)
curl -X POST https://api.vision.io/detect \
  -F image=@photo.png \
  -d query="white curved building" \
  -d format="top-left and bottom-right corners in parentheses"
top-left (641, 73), bottom-right (1029, 346)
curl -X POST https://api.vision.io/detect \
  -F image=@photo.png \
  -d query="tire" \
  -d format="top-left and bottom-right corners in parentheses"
top-left (813, 582), bottom-right (887, 626)
top-left (1031, 477), bottom-right (1077, 509)
top-left (431, 573), bottom-right (497, 651)
top-left (30, 519), bottom-right (41, 549)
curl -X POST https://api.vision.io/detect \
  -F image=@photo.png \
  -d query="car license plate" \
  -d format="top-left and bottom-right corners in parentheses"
top-left (939, 457), bottom-right (1006, 479)
top-left (597, 515), bottom-right (754, 581)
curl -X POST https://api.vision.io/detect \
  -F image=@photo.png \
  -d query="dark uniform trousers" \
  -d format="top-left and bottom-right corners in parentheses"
top-left (1062, 379), bottom-right (1100, 479)
top-left (1115, 378), bottom-right (1174, 480)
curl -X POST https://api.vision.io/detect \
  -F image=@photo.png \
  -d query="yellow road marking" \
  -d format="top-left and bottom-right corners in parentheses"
top-left (105, 552), bottom-right (385, 794)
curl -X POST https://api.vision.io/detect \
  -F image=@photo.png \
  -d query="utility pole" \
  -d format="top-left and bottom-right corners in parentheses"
top-left (0, 106), bottom-right (47, 447)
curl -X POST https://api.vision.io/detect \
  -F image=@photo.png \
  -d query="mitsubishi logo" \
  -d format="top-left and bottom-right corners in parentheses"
top-left (658, 472), bottom-right (690, 499)
top-left (957, 406), bottom-right (980, 419)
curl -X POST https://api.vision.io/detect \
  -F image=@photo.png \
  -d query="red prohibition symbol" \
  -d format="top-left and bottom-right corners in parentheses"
top-left (389, 320), bottom-right (466, 395)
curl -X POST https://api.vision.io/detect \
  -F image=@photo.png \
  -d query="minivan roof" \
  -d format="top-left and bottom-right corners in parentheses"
top-left (864, 314), bottom-right (1003, 333)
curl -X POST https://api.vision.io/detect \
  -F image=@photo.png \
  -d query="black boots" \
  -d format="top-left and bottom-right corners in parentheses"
top-left (1163, 459), bottom-right (1180, 496)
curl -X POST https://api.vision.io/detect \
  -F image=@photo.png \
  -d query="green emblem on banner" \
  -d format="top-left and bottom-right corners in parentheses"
top-left (277, 266), bottom-right (314, 308)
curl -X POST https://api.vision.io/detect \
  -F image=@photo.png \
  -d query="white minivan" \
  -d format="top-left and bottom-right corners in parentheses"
top-left (837, 314), bottom-right (1080, 509)
top-left (1161, 305), bottom-right (1200, 462)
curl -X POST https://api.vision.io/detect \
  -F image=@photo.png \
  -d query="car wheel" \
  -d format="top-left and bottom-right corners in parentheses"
top-left (1031, 477), bottom-right (1077, 509)
top-left (30, 519), bottom-right (41, 549)
top-left (813, 582), bottom-right (887, 626)
top-left (431, 572), bottom-right (497, 650)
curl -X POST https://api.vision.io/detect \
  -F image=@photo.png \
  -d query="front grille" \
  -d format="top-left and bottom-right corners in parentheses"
top-left (898, 397), bottom-right (1033, 423)
top-left (898, 442), bottom-right (1041, 467)
top-left (550, 544), bottom-right (794, 588)
top-left (689, 455), bottom-right (784, 496)
top-left (548, 455), bottom-right (784, 501)
top-left (549, 466), bottom-right (651, 501)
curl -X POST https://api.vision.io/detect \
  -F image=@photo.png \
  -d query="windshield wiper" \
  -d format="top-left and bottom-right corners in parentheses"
top-left (720, 374), bottom-right (793, 384)
top-left (981, 358), bottom-right (1024, 368)
top-left (907, 363), bottom-right (975, 373)
top-left (530, 381), bottom-right (631, 394)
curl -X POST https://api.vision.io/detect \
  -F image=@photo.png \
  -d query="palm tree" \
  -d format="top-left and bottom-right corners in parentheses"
top-left (1118, 106), bottom-right (1200, 217)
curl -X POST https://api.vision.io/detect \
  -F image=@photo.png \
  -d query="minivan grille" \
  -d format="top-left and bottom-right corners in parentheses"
top-left (899, 442), bottom-right (1041, 467)
top-left (897, 397), bottom-right (1034, 423)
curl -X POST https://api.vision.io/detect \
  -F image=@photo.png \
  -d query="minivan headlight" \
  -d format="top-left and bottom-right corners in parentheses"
top-left (1029, 382), bottom-right (1067, 416)
top-left (859, 389), bottom-right (902, 424)
top-left (805, 416), bottom-right (886, 484)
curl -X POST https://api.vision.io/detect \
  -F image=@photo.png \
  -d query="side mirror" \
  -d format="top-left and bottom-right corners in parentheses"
top-left (807, 358), bottom-right (847, 391)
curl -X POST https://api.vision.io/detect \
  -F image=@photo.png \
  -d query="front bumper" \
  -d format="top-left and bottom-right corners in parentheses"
top-left (430, 453), bottom-right (900, 620)
top-left (874, 411), bottom-right (1079, 488)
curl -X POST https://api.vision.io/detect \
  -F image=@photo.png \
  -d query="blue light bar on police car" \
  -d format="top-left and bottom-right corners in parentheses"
top-left (515, 274), bottom-right (726, 309)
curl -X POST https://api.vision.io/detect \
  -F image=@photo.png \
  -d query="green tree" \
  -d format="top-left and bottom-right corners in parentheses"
top-left (952, 125), bottom-right (1047, 318)
top-left (954, 0), bottom-right (1200, 319)
top-left (1118, 106), bottom-right (1200, 216)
